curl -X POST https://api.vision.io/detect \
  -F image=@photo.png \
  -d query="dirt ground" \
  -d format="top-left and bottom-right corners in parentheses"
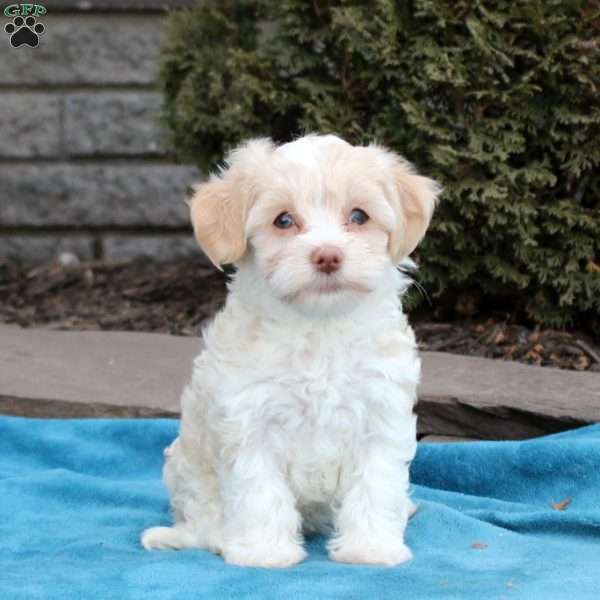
top-left (1, 256), bottom-right (598, 372)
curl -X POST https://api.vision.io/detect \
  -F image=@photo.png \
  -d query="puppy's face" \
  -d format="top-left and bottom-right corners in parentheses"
top-left (191, 135), bottom-right (440, 313)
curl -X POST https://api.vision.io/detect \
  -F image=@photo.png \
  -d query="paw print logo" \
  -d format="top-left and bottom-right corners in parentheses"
top-left (5, 15), bottom-right (45, 48)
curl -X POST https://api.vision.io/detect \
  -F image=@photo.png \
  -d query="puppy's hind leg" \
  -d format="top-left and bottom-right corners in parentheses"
top-left (141, 438), bottom-right (223, 554)
top-left (141, 524), bottom-right (197, 551)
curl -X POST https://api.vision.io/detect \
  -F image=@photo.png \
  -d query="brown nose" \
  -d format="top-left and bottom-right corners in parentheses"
top-left (311, 246), bottom-right (344, 274)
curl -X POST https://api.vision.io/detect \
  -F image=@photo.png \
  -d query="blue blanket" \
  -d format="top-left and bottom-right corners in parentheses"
top-left (1, 416), bottom-right (599, 599)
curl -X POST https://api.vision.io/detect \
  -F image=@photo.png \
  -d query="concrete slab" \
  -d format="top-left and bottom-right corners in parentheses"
top-left (418, 352), bottom-right (600, 439)
top-left (0, 324), bottom-right (198, 417)
top-left (1, 325), bottom-right (599, 439)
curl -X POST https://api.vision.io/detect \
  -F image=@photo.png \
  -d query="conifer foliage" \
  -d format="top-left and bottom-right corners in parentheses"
top-left (161, 0), bottom-right (600, 326)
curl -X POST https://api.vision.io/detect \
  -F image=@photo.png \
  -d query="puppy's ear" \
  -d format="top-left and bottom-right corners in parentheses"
top-left (189, 139), bottom-right (274, 268)
top-left (189, 178), bottom-right (246, 269)
top-left (388, 160), bottom-right (441, 263)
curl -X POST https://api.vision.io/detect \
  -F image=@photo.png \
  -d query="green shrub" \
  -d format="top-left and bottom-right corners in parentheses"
top-left (161, 0), bottom-right (600, 327)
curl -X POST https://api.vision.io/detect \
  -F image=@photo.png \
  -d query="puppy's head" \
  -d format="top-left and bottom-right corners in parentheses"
top-left (190, 135), bottom-right (440, 313)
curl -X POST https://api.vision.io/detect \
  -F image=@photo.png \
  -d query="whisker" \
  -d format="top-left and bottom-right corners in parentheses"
top-left (397, 263), bottom-right (432, 307)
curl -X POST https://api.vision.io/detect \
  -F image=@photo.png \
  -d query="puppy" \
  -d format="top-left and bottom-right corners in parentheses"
top-left (141, 134), bottom-right (440, 567)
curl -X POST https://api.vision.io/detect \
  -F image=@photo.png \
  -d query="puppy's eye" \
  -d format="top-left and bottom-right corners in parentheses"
top-left (273, 212), bottom-right (296, 229)
top-left (349, 208), bottom-right (369, 225)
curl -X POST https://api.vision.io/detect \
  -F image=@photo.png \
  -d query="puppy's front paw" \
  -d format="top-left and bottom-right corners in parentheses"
top-left (328, 538), bottom-right (412, 566)
top-left (223, 540), bottom-right (306, 568)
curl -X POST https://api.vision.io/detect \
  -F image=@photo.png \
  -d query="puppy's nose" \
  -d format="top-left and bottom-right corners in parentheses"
top-left (311, 246), bottom-right (344, 274)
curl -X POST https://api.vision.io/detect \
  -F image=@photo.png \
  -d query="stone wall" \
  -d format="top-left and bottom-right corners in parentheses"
top-left (0, 0), bottom-right (202, 262)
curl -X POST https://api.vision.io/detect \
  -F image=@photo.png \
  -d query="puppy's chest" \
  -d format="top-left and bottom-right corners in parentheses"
top-left (224, 326), bottom-right (416, 424)
top-left (210, 325), bottom-right (417, 499)
top-left (280, 352), bottom-right (360, 501)
top-left (264, 334), bottom-right (405, 437)
top-left (211, 323), bottom-right (418, 438)
top-left (276, 335), bottom-right (376, 406)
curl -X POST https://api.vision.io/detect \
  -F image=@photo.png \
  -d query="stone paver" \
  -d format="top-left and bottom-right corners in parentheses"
top-left (0, 325), bottom-right (198, 417)
top-left (1, 326), bottom-right (599, 439)
top-left (420, 351), bottom-right (600, 421)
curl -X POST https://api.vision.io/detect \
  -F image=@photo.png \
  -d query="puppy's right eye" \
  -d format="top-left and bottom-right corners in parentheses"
top-left (273, 212), bottom-right (296, 229)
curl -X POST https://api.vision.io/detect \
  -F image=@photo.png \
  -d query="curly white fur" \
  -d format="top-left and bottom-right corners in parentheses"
top-left (141, 134), bottom-right (439, 568)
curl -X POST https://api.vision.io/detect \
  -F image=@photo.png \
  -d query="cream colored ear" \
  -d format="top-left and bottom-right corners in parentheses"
top-left (389, 164), bottom-right (441, 263)
top-left (189, 138), bottom-right (275, 268)
top-left (189, 177), bottom-right (248, 269)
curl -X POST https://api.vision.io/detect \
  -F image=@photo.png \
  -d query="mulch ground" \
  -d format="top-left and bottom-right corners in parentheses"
top-left (1, 257), bottom-right (598, 372)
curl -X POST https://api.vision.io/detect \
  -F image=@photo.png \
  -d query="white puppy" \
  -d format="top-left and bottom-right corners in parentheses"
top-left (141, 134), bottom-right (440, 568)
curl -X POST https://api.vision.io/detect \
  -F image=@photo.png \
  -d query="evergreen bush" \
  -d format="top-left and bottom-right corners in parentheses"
top-left (161, 0), bottom-right (600, 327)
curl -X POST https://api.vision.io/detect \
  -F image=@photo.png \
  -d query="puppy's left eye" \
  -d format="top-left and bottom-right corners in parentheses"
top-left (273, 212), bottom-right (296, 229)
top-left (349, 208), bottom-right (369, 225)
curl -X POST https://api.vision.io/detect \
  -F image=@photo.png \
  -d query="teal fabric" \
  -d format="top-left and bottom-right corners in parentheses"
top-left (1, 416), bottom-right (599, 599)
